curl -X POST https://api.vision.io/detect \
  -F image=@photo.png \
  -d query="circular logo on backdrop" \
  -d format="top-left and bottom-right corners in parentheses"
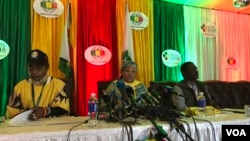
top-left (225, 56), bottom-right (238, 69)
top-left (0, 40), bottom-right (10, 60)
top-left (226, 56), bottom-right (238, 69)
top-left (200, 22), bottom-right (217, 38)
top-left (33, 0), bottom-right (64, 18)
top-left (84, 45), bottom-right (112, 65)
top-left (161, 49), bottom-right (181, 67)
top-left (227, 56), bottom-right (237, 66)
top-left (129, 12), bottom-right (148, 30)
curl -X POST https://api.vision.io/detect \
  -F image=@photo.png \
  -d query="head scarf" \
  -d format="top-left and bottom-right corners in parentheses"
top-left (121, 61), bottom-right (138, 72)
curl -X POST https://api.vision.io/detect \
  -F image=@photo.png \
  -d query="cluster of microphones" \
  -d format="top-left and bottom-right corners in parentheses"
top-left (101, 79), bottom-right (184, 122)
top-left (100, 80), bottom-right (189, 141)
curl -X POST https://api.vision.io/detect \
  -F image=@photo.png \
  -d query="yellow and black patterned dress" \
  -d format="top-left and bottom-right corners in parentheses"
top-left (7, 76), bottom-right (70, 118)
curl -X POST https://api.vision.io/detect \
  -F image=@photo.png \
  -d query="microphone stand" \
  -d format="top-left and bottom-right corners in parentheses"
top-left (122, 102), bottom-right (139, 125)
top-left (111, 104), bottom-right (134, 141)
top-left (123, 96), bottom-right (171, 141)
top-left (137, 103), bottom-right (171, 141)
top-left (157, 86), bottom-right (195, 141)
top-left (148, 117), bottom-right (172, 141)
top-left (158, 104), bottom-right (195, 141)
top-left (146, 87), bottom-right (195, 141)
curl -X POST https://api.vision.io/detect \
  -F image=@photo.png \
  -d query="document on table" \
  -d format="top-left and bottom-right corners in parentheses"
top-left (8, 110), bottom-right (33, 126)
top-left (8, 110), bottom-right (87, 127)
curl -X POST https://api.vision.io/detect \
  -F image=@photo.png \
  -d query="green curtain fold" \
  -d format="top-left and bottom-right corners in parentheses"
top-left (0, 0), bottom-right (31, 116)
top-left (153, 1), bottom-right (185, 81)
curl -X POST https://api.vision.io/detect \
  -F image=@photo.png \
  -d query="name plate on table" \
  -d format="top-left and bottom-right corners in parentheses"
top-left (222, 125), bottom-right (250, 141)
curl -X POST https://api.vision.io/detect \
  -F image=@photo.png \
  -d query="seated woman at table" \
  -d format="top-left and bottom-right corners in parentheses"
top-left (99, 61), bottom-right (152, 119)
top-left (7, 49), bottom-right (70, 120)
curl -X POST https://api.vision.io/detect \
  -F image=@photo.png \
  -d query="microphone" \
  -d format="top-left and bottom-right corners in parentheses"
top-left (171, 91), bottom-right (184, 97)
top-left (141, 94), bottom-right (159, 106)
top-left (125, 86), bottom-right (139, 109)
top-left (101, 93), bottom-right (116, 120)
top-left (150, 119), bottom-right (171, 141)
top-left (117, 79), bottom-right (130, 103)
top-left (102, 92), bottom-right (124, 121)
top-left (148, 87), bottom-right (161, 101)
top-left (102, 94), bottom-right (111, 106)
top-left (162, 85), bottom-right (183, 97)
top-left (117, 79), bottom-right (126, 88)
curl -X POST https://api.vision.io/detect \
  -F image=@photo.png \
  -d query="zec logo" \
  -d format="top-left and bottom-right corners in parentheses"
top-left (33, 0), bottom-right (64, 18)
top-left (84, 45), bottom-right (112, 65)
top-left (200, 22), bottom-right (216, 38)
top-left (0, 40), bottom-right (10, 60)
top-left (161, 49), bottom-right (182, 67)
top-left (227, 56), bottom-right (236, 66)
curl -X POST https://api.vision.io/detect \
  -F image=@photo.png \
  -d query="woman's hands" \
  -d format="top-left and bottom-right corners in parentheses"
top-left (28, 107), bottom-right (47, 120)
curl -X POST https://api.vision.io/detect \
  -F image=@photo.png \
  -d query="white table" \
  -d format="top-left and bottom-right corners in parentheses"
top-left (0, 112), bottom-right (249, 141)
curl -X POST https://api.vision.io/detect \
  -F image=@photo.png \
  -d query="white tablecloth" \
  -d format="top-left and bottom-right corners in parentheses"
top-left (0, 112), bottom-right (250, 141)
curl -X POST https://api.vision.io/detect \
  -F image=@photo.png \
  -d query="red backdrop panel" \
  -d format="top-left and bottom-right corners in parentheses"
top-left (77, 0), bottom-right (119, 116)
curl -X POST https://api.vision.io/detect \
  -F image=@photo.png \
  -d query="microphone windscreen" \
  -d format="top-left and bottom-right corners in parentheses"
top-left (117, 79), bottom-right (130, 102)
top-left (162, 85), bottom-right (173, 94)
top-left (125, 87), bottom-right (139, 108)
top-left (117, 79), bottom-right (126, 89)
top-left (148, 87), bottom-right (161, 101)
top-left (162, 85), bottom-right (183, 97)
top-left (125, 86), bottom-right (134, 94)
top-left (102, 94), bottom-right (110, 103)
top-left (141, 94), bottom-right (154, 105)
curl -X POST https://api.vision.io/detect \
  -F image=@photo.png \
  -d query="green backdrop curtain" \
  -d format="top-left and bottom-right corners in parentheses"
top-left (153, 1), bottom-right (185, 81)
top-left (183, 6), bottom-right (217, 81)
top-left (0, 0), bottom-right (31, 116)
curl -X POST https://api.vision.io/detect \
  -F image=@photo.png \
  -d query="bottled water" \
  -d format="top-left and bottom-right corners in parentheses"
top-left (197, 92), bottom-right (206, 118)
top-left (88, 93), bottom-right (98, 128)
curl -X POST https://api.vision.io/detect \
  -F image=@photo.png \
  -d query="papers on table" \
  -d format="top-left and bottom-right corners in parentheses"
top-left (8, 110), bottom-right (87, 127)
top-left (8, 110), bottom-right (33, 126)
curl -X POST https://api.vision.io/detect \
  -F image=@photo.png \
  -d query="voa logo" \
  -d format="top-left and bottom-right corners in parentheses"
top-left (226, 129), bottom-right (246, 136)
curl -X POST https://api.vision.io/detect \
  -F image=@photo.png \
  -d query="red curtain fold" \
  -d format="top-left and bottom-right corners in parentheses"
top-left (77, 0), bottom-right (119, 116)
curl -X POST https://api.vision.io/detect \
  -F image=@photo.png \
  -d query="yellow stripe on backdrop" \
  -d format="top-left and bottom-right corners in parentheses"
top-left (31, 0), bottom-right (69, 79)
top-left (69, 0), bottom-right (78, 92)
top-left (116, 0), bottom-right (154, 87)
top-left (116, 0), bottom-right (126, 73)
top-left (69, 0), bottom-right (77, 81)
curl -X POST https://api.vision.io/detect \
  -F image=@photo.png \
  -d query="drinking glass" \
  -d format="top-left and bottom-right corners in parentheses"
top-left (244, 105), bottom-right (250, 117)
